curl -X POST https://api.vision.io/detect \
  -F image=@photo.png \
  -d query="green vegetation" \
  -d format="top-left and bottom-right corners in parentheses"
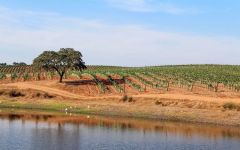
top-left (32, 48), bottom-right (87, 82)
top-left (82, 65), bottom-right (240, 92)
top-left (12, 62), bottom-right (27, 66)
top-left (22, 72), bottom-right (30, 81)
top-left (0, 63), bottom-right (7, 67)
top-left (11, 72), bottom-right (18, 81)
top-left (0, 64), bottom-right (240, 93)
top-left (84, 73), bottom-right (107, 93)
top-left (107, 75), bottom-right (123, 93)
top-left (0, 100), bottom-right (90, 114)
top-left (0, 72), bottom-right (6, 80)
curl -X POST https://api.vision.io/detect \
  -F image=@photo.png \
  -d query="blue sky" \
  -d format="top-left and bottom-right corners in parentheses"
top-left (0, 0), bottom-right (240, 66)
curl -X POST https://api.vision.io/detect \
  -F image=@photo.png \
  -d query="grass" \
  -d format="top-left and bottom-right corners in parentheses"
top-left (0, 100), bottom-right (91, 114)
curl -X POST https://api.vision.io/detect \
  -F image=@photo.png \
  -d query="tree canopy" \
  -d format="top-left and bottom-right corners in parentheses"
top-left (13, 62), bottom-right (27, 66)
top-left (33, 48), bottom-right (87, 82)
top-left (0, 63), bottom-right (7, 67)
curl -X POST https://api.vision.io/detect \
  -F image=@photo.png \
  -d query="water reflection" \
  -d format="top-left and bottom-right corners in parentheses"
top-left (0, 109), bottom-right (240, 150)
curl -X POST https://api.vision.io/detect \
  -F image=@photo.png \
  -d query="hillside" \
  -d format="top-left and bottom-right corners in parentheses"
top-left (0, 65), bottom-right (240, 95)
top-left (0, 65), bottom-right (240, 126)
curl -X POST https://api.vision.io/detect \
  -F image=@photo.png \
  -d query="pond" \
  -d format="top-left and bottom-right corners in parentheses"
top-left (0, 109), bottom-right (240, 150)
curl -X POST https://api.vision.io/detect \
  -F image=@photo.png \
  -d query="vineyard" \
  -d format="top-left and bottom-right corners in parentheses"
top-left (0, 65), bottom-right (240, 95)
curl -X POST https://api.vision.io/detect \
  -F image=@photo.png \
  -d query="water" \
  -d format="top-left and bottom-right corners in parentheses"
top-left (0, 110), bottom-right (240, 150)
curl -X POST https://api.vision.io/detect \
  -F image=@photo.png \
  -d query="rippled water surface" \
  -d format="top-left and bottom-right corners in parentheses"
top-left (0, 109), bottom-right (240, 150)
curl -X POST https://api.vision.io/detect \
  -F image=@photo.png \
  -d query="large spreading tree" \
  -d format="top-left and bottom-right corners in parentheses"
top-left (33, 48), bottom-right (87, 82)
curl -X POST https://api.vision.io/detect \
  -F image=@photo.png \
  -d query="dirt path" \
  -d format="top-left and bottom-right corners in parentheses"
top-left (3, 82), bottom-right (85, 99)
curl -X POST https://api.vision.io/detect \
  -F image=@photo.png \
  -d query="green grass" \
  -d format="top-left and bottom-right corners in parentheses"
top-left (0, 100), bottom-right (91, 114)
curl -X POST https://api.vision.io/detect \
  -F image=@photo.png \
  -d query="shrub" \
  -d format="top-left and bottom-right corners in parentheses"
top-left (223, 102), bottom-right (240, 110)
top-left (122, 95), bottom-right (128, 102)
top-left (31, 92), bottom-right (54, 99)
top-left (23, 73), bottom-right (30, 81)
top-left (47, 72), bottom-right (55, 79)
top-left (9, 90), bottom-right (25, 97)
top-left (36, 92), bottom-right (41, 97)
top-left (121, 95), bottom-right (134, 103)
top-left (155, 100), bottom-right (162, 105)
top-left (0, 90), bottom-right (4, 95)
top-left (128, 96), bottom-right (134, 102)
top-left (11, 72), bottom-right (18, 81)
top-left (31, 92), bottom-right (42, 98)
top-left (43, 93), bottom-right (54, 99)
top-left (0, 72), bottom-right (6, 80)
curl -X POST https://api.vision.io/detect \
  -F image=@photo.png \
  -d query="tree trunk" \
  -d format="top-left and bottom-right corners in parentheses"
top-left (59, 72), bottom-right (65, 83)
top-left (59, 75), bottom-right (63, 83)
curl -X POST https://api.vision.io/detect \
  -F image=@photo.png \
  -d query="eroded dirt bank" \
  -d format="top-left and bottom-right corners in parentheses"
top-left (0, 81), bottom-right (240, 126)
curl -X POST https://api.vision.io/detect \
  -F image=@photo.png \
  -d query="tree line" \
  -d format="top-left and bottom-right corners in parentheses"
top-left (0, 62), bottom-right (27, 67)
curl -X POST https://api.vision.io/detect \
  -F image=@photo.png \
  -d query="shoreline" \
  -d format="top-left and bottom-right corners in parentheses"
top-left (1, 97), bottom-right (240, 127)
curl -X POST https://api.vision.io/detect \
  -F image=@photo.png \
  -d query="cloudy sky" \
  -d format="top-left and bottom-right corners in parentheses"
top-left (0, 0), bottom-right (239, 66)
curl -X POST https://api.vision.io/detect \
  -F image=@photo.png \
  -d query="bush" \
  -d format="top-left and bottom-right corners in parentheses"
top-left (128, 96), bottom-right (134, 102)
top-left (9, 90), bottom-right (25, 97)
top-left (223, 102), bottom-right (240, 110)
top-left (0, 90), bottom-right (4, 95)
top-left (22, 73), bottom-right (30, 81)
top-left (36, 92), bottom-right (41, 97)
top-left (31, 92), bottom-right (42, 98)
top-left (31, 92), bottom-right (55, 99)
top-left (155, 100), bottom-right (162, 105)
top-left (121, 95), bottom-right (134, 103)
top-left (0, 72), bottom-right (6, 80)
top-left (11, 73), bottom-right (18, 81)
top-left (43, 93), bottom-right (54, 99)
top-left (122, 95), bottom-right (128, 102)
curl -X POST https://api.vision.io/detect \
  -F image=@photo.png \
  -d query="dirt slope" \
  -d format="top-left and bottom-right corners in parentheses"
top-left (2, 82), bottom-right (85, 99)
top-left (1, 81), bottom-right (240, 104)
top-left (1, 80), bottom-right (240, 126)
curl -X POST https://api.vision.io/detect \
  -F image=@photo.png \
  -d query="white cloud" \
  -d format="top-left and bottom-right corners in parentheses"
top-left (0, 6), bottom-right (239, 66)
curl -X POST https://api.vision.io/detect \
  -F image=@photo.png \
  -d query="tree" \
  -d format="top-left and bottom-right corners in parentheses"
top-left (0, 63), bottom-right (7, 67)
top-left (13, 62), bottom-right (27, 66)
top-left (33, 48), bottom-right (87, 83)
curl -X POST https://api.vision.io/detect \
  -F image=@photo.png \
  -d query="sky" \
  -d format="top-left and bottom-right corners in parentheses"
top-left (0, 0), bottom-right (240, 66)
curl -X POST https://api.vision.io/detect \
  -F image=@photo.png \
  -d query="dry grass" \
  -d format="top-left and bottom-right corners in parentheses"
top-left (0, 88), bottom-right (55, 99)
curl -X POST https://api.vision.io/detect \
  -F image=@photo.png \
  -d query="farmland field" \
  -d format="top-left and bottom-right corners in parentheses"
top-left (1, 65), bottom-right (240, 95)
